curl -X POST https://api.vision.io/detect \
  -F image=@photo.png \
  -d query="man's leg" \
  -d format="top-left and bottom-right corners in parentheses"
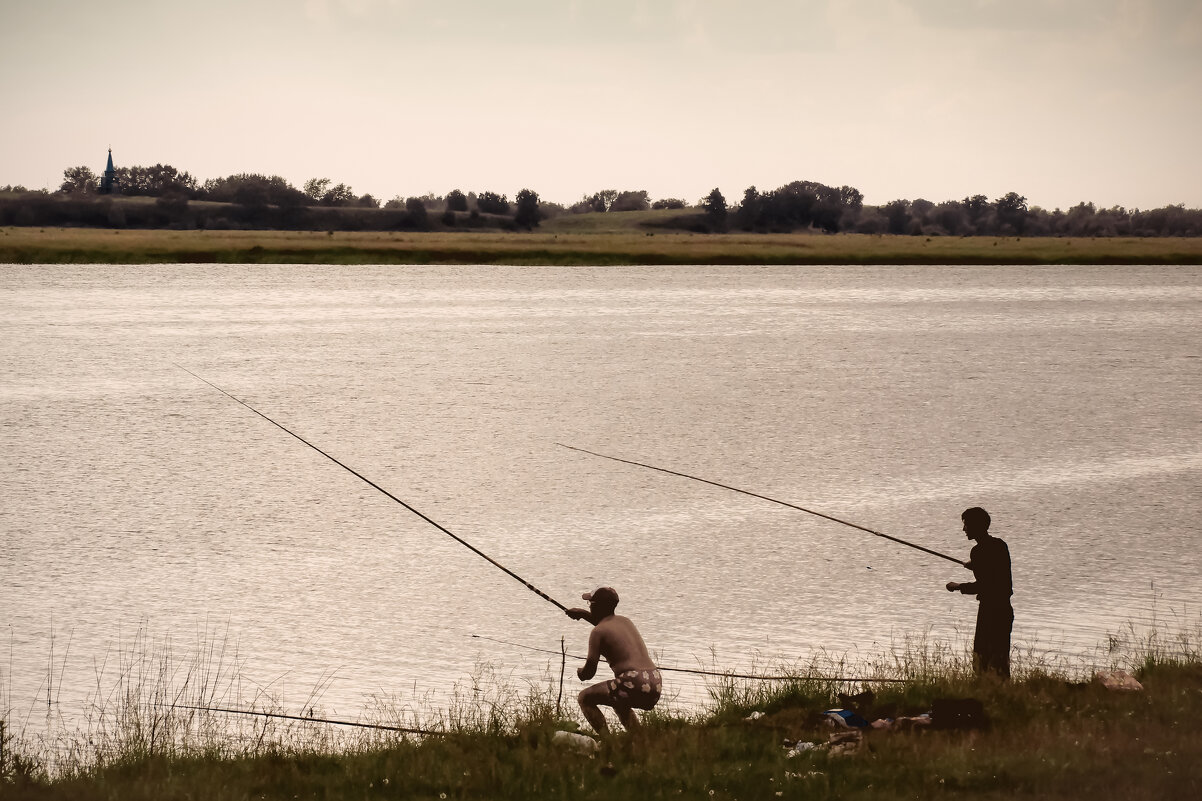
top-left (613, 704), bottom-right (640, 731)
top-left (975, 603), bottom-right (1013, 679)
top-left (987, 604), bottom-right (1014, 679)
top-left (972, 604), bottom-right (988, 675)
top-left (578, 682), bottom-right (613, 735)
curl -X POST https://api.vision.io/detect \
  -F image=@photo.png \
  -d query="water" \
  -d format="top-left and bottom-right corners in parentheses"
top-left (2, 263), bottom-right (1201, 735)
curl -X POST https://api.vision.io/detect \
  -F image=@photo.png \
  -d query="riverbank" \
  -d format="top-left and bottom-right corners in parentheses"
top-left (3, 226), bottom-right (1201, 265)
top-left (4, 642), bottom-right (1199, 800)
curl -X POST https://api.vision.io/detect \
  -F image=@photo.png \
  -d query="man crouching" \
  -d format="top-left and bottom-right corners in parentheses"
top-left (566, 586), bottom-right (661, 734)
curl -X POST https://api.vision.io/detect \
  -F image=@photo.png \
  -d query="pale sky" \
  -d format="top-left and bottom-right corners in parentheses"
top-left (2, 0), bottom-right (1200, 210)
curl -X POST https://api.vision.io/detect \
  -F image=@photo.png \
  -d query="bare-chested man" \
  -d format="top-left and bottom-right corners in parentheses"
top-left (565, 586), bottom-right (661, 735)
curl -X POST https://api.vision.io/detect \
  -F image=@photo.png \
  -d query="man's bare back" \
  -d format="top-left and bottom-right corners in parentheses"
top-left (589, 614), bottom-right (656, 675)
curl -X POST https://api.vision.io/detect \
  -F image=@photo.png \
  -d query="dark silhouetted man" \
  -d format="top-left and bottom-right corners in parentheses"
top-left (565, 587), bottom-right (661, 734)
top-left (946, 507), bottom-right (1013, 678)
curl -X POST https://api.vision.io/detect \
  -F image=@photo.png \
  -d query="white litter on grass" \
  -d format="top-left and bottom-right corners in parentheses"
top-left (552, 730), bottom-right (600, 754)
top-left (1094, 670), bottom-right (1144, 691)
top-left (785, 742), bottom-right (818, 758)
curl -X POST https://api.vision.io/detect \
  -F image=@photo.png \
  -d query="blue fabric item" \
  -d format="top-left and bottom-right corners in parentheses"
top-left (824, 709), bottom-right (870, 728)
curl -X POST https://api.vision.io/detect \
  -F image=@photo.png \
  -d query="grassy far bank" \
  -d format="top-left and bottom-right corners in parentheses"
top-left (3, 226), bottom-right (1202, 266)
top-left (4, 631), bottom-right (1200, 801)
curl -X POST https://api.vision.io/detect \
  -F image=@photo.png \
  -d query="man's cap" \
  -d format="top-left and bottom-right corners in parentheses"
top-left (582, 587), bottom-right (619, 607)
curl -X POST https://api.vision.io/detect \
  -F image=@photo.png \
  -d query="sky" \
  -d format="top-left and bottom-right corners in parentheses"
top-left (1, 0), bottom-right (1200, 210)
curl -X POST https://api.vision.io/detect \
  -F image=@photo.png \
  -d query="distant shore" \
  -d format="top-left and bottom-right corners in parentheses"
top-left (3, 226), bottom-right (1202, 265)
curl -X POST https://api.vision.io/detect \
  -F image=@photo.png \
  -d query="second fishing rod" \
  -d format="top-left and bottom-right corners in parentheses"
top-left (558, 443), bottom-right (967, 568)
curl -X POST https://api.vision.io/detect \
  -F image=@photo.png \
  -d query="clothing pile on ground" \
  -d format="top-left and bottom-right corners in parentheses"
top-left (780, 694), bottom-right (989, 758)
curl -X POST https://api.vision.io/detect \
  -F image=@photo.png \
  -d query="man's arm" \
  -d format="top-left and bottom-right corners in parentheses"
top-left (565, 607), bottom-right (596, 624)
top-left (947, 554), bottom-right (979, 594)
top-left (577, 627), bottom-right (603, 681)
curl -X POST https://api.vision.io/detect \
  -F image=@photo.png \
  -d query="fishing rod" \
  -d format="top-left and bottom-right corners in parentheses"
top-left (177, 365), bottom-right (569, 611)
top-left (558, 443), bottom-right (967, 568)
top-left (470, 634), bottom-right (909, 683)
top-left (170, 703), bottom-right (442, 735)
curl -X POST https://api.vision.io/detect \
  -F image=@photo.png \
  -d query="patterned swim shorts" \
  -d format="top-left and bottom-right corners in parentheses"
top-left (607, 668), bottom-right (662, 710)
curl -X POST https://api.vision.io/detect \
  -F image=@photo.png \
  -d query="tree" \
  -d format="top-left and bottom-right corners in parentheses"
top-left (963, 194), bottom-right (991, 223)
top-left (852, 209), bottom-right (888, 234)
top-left (304, 178), bottom-right (331, 202)
top-left (116, 163), bottom-right (197, 197)
top-left (910, 198), bottom-right (935, 222)
top-left (514, 188), bottom-right (540, 229)
top-left (995, 192), bottom-right (1029, 234)
top-left (446, 189), bottom-right (468, 212)
top-left (567, 195), bottom-right (595, 214)
top-left (763, 182), bottom-right (819, 230)
top-left (232, 181), bottom-right (269, 208)
top-left (651, 198), bottom-right (687, 210)
top-left (737, 186), bottom-right (761, 229)
top-left (701, 188), bottom-right (727, 229)
top-left (405, 197), bottom-right (429, 227)
top-left (611, 190), bottom-right (650, 212)
top-left (320, 183), bottom-right (357, 206)
top-left (591, 189), bottom-right (618, 212)
top-left (476, 191), bottom-right (510, 214)
top-left (201, 174), bottom-right (308, 207)
top-left (934, 200), bottom-right (967, 235)
top-left (60, 166), bottom-right (98, 194)
top-left (883, 199), bottom-right (911, 235)
top-left (839, 185), bottom-right (864, 212)
top-left (147, 164), bottom-right (197, 196)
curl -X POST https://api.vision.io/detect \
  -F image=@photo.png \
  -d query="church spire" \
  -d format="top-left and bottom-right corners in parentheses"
top-left (100, 147), bottom-right (118, 194)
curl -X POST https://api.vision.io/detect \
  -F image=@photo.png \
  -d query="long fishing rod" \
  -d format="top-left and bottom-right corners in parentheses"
top-left (177, 365), bottom-right (568, 611)
top-left (469, 634), bottom-right (909, 683)
top-left (170, 703), bottom-right (442, 735)
top-left (558, 443), bottom-right (967, 568)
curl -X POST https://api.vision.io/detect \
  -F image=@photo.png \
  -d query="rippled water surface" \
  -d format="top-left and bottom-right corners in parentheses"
top-left (2, 263), bottom-right (1201, 730)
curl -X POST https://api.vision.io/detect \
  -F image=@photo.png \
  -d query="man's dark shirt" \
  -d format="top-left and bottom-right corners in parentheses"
top-left (959, 535), bottom-right (1012, 604)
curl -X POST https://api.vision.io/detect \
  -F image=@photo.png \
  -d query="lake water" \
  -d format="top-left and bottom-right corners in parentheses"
top-left (2, 263), bottom-right (1201, 737)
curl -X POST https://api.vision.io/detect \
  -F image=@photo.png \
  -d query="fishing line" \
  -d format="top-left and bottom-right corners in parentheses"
top-left (177, 365), bottom-right (568, 611)
top-left (558, 443), bottom-right (967, 567)
top-left (469, 634), bottom-right (909, 683)
top-left (170, 703), bottom-right (442, 735)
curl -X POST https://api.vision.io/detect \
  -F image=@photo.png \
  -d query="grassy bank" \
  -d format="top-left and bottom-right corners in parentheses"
top-left (3, 226), bottom-right (1202, 265)
top-left (4, 628), bottom-right (1199, 800)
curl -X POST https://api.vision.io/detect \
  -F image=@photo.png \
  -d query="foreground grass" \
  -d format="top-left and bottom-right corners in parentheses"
top-left (4, 653), bottom-right (1199, 800)
top-left (3, 226), bottom-right (1201, 265)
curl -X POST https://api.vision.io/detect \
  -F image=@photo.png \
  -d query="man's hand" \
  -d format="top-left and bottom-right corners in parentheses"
top-left (566, 608), bottom-right (587, 621)
top-left (577, 666), bottom-right (587, 680)
top-left (946, 582), bottom-right (961, 592)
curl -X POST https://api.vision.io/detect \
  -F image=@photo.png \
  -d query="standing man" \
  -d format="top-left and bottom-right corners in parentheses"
top-left (565, 587), bottom-right (661, 735)
top-left (946, 507), bottom-right (1014, 678)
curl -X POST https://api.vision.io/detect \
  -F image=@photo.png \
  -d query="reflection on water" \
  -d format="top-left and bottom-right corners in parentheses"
top-left (2, 263), bottom-right (1200, 735)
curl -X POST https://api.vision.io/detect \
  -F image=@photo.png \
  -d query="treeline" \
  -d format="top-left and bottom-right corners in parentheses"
top-left (844, 194), bottom-right (1202, 238)
top-left (1, 166), bottom-right (543, 231)
top-left (689, 183), bottom-right (1202, 237)
top-left (2, 162), bottom-right (1200, 237)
